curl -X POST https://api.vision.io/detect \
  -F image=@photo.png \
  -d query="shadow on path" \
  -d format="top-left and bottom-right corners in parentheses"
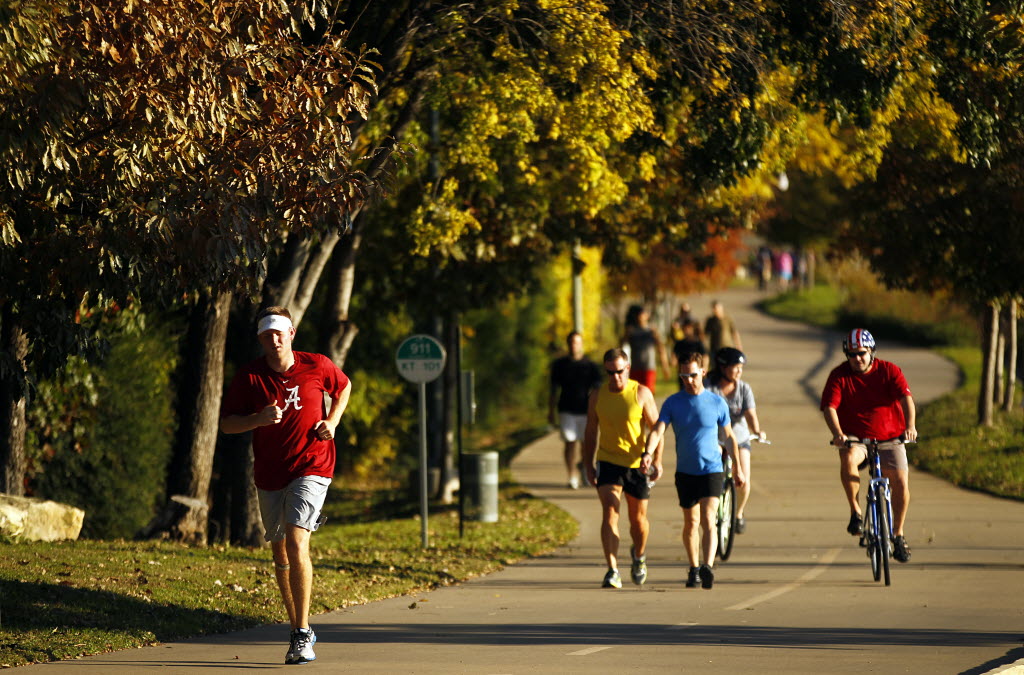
top-left (303, 622), bottom-right (1018, 650)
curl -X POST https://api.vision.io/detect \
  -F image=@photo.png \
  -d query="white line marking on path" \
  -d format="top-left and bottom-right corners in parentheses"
top-left (568, 646), bottom-right (613, 656)
top-left (726, 547), bottom-right (842, 611)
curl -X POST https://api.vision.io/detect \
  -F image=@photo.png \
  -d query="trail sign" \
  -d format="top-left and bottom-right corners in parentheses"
top-left (396, 334), bottom-right (446, 384)
top-left (396, 334), bottom-right (447, 548)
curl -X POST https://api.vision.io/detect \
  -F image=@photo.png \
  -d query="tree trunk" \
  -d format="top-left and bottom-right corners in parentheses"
top-left (995, 329), bottom-right (1005, 405)
top-left (0, 308), bottom-right (28, 496)
top-left (320, 221), bottom-right (363, 368)
top-left (261, 231), bottom-right (342, 330)
top-left (978, 300), bottom-right (999, 427)
top-left (1004, 297), bottom-right (1018, 413)
top-left (212, 431), bottom-right (264, 546)
top-left (436, 313), bottom-right (459, 503)
top-left (234, 447), bottom-right (263, 545)
top-left (141, 289), bottom-right (232, 542)
top-left (207, 300), bottom-right (267, 547)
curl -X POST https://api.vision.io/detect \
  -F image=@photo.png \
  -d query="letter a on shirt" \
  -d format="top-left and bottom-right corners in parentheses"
top-left (283, 385), bottom-right (303, 412)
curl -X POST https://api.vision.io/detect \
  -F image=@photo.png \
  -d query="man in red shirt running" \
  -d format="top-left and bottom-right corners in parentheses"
top-left (821, 328), bottom-right (917, 563)
top-left (221, 306), bottom-right (352, 665)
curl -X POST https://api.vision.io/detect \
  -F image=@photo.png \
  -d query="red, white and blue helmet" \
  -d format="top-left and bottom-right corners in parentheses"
top-left (843, 328), bottom-right (876, 353)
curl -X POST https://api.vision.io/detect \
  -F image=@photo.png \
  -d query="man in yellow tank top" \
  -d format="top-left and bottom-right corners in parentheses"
top-left (582, 349), bottom-right (664, 588)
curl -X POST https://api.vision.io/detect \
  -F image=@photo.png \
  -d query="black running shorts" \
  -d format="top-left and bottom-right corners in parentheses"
top-left (596, 461), bottom-right (651, 500)
top-left (674, 471), bottom-right (725, 509)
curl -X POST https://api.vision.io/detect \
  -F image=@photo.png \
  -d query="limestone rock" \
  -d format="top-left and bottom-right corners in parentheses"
top-left (0, 494), bottom-right (85, 541)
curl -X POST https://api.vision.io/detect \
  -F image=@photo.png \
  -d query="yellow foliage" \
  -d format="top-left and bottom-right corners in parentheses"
top-left (407, 178), bottom-right (482, 257)
top-left (637, 153), bottom-right (657, 182)
top-left (431, 0), bottom-right (655, 233)
top-left (790, 68), bottom-right (965, 189)
top-left (546, 246), bottom-right (611, 351)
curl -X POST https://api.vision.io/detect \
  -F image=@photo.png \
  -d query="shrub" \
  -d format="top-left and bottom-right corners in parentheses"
top-left (830, 256), bottom-right (978, 347)
top-left (28, 317), bottom-right (177, 538)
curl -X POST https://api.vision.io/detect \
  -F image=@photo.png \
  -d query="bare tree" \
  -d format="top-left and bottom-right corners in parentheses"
top-left (979, 301), bottom-right (1000, 427)
top-left (0, 309), bottom-right (28, 496)
top-left (141, 290), bottom-right (232, 542)
top-left (1003, 298), bottom-right (1018, 412)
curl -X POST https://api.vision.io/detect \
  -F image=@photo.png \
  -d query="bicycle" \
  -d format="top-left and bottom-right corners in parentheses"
top-left (717, 436), bottom-right (769, 561)
top-left (842, 436), bottom-right (909, 586)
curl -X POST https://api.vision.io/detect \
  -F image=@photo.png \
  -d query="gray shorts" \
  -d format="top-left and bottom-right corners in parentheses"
top-left (846, 438), bottom-right (909, 472)
top-left (258, 475), bottom-right (332, 542)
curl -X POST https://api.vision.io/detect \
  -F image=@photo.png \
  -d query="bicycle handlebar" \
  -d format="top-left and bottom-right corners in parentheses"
top-left (832, 436), bottom-right (917, 447)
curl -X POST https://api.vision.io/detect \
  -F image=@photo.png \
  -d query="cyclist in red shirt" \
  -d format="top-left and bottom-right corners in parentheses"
top-left (820, 329), bottom-right (917, 563)
top-left (221, 306), bottom-right (351, 664)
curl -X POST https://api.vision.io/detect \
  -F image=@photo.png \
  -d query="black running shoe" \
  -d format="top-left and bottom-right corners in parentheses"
top-left (847, 512), bottom-right (863, 536)
top-left (685, 566), bottom-right (701, 588)
top-left (699, 563), bottom-right (714, 589)
top-left (893, 535), bottom-right (912, 563)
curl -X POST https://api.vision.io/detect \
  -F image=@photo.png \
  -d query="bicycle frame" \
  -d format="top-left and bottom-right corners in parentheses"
top-left (846, 436), bottom-right (899, 586)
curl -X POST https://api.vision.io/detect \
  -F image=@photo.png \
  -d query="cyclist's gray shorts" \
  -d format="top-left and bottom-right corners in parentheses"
top-left (258, 475), bottom-right (331, 542)
top-left (846, 439), bottom-right (909, 472)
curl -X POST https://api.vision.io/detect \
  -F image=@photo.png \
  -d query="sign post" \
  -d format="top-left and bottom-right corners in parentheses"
top-left (396, 334), bottom-right (447, 548)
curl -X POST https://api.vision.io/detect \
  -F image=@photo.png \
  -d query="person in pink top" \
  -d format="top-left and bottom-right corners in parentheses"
top-left (820, 328), bottom-right (917, 563)
top-left (220, 306), bottom-right (352, 665)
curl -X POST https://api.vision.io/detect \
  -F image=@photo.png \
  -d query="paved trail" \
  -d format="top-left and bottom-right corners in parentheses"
top-left (35, 288), bottom-right (1024, 674)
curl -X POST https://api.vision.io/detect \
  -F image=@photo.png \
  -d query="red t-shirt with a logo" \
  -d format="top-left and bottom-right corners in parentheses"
top-left (221, 351), bottom-right (350, 491)
top-left (820, 358), bottom-right (911, 440)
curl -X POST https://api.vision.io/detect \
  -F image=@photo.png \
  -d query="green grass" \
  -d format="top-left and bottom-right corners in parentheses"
top-left (914, 347), bottom-right (1024, 500)
top-left (758, 284), bottom-right (842, 328)
top-left (762, 279), bottom-right (978, 347)
top-left (0, 481), bottom-right (578, 667)
top-left (760, 284), bottom-right (1023, 501)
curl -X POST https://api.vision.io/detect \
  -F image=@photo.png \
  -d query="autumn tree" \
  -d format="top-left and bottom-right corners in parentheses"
top-left (0, 0), bottom-right (386, 528)
top-left (840, 2), bottom-right (1024, 426)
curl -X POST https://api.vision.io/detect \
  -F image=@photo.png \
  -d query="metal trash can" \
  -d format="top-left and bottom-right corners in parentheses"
top-left (461, 451), bottom-right (499, 522)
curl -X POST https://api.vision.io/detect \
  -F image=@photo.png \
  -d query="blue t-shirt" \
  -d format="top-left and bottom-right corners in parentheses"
top-left (658, 390), bottom-right (730, 475)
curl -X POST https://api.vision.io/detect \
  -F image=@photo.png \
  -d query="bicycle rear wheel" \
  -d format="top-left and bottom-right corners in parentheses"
top-left (878, 493), bottom-right (892, 586)
top-left (717, 479), bottom-right (736, 561)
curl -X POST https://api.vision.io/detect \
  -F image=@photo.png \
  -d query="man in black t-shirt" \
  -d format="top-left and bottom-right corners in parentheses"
top-left (549, 331), bottom-right (604, 488)
top-left (672, 320), bottom-right (708, 386)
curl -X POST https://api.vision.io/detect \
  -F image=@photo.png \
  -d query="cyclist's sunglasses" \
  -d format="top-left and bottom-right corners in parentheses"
top-left (845, 350), bottom-right (870, 357)
top-left (606, 367), bottom-right (628, 376)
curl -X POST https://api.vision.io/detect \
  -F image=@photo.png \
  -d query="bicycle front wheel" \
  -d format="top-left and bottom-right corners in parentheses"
top-left (717, 479), bottom-right (736, 561)
top-left (865, 500), bottom-right (881, 582)
top-left (878, 493), bottom-right (892, 586)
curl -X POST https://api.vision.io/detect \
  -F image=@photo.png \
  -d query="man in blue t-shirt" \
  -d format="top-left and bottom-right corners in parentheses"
top-left (643, 353), bottom-right (745, 590)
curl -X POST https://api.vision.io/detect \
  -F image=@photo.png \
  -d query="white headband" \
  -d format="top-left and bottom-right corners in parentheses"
top-left (257, 314), bottom-right (293, 335)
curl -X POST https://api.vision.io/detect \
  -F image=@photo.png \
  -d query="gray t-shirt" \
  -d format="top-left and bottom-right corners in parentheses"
top-left (705, 378), bottom-right (756, 445)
